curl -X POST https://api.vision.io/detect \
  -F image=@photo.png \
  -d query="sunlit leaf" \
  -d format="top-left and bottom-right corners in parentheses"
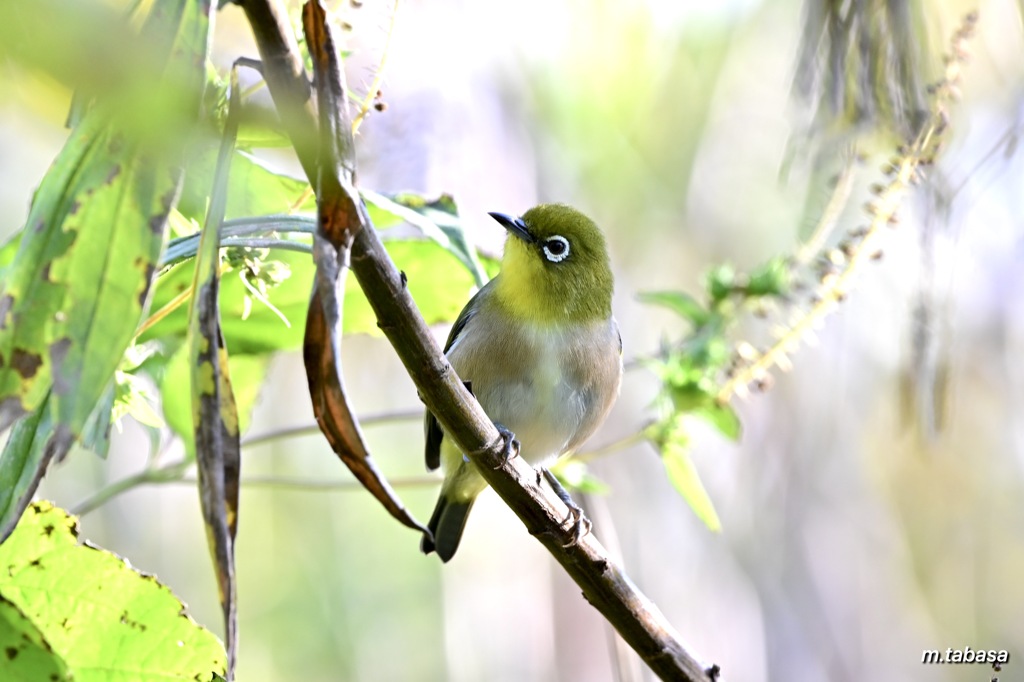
top-left (179, 150), bottom-right (315, 220)
top-left (647, 417), bottom-right (721, 532)
top-left (0, 593), bottom-right (71, 681)
top-left (694, 403), bottom-right (741, 441)
top-left (0, 0), bottom-right (212, 496)
top-left (0, 231), bottom-right (20, 273)
top-left (0, 501), bottom-right (226, 681)
top-left (342, 240), bottom-right (489, 337)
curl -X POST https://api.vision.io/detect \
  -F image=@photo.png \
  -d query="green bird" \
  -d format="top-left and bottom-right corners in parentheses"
top-left (421, 204), bottom-right (622, 562)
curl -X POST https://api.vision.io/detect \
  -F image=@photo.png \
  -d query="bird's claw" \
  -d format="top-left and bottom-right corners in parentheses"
top-left (492, 423), bottom-right (520, 469)
top-left (561, 503), bottom-right (592, 548)
top-left (541, 468), bottom-right (592, 547)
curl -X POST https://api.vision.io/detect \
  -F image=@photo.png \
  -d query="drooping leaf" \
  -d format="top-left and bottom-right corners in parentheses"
top-left (0, 501), bottom-right (226, 681)
top-left (159, 343), bottom-right (266, 463)
top-left (304, 239), bottom-right (427, 535)
top-left (647, 417), bottom-right (721, 532)
top-left (0, 593), bottom-right (72, 681)
top-left (187, 70), bottom-right (241, 680)
top-left (303, 2), bottom-right (428, 538)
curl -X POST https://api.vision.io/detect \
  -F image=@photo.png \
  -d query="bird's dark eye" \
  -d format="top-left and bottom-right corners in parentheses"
top-left (542, 235), bottom-right (570, 263)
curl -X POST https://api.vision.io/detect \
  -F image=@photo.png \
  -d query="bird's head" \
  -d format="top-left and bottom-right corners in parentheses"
top-left (489, 204), bottom-right (614, 325)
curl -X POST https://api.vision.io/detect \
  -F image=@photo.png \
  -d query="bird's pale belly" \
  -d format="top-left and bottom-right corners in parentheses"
top-left (447, 320), bottom-right (617, 464)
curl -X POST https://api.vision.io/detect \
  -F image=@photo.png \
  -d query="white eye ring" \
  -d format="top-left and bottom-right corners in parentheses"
top-left (542, 235), bottom-right (570, 263)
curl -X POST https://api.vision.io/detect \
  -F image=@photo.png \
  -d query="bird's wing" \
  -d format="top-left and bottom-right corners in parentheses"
top-left (424, 280), bottom-right (494, 471)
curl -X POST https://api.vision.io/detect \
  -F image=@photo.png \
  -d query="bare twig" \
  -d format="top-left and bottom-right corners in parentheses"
top-left (241, 408), bottom-right (423, 447)
top-left (71, 460), bottom-right (192, 516)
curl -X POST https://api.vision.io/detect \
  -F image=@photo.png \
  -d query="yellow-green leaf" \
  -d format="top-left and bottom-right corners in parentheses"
top-left (649, 417), bottom-right (721, 531)
top-left (0, 501), bottom-right (226, 681)
top-left (0, 0), bottom-right (213, 447)
top-left (0, 594), bottom-right (72, 681)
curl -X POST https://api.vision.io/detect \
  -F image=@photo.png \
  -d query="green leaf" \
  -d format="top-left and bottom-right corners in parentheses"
top-left (648, 417), bottom-right (721, 532)
top-left (361, 189), bottom-right (488, 286)
top-left (706, 263), bottom-right (735, 304)
top-left (637, 290), bottom-right (710, 327)
top-left (179, 150), bottom-right (315, 221)
top-left (78, 380), bottom-right (116, 458)
top-left (159, 344), bottom-right (269, 463)
top-left (144, 237), bottom-right (487, 351)
top-left (159, 344), bottom-right (195, 459)
top-left (550, 459), bottom-right (610, 495)
top-left (0, 0), bottom-right (211, 445)
top-left (0, 501), bottom-right (227, 681)
top-left (0, 399), bottom-right (57, 542)
top-left (694, 403), bottom-right (741, 441)
top-left (343, 240), bottom-right (489, 337)
top-left (746, 256), bottom-right (791, 297)
top-left (0, 230), bottom-right (21, 275)
top-left (0, 594), bottom-right (72, 681)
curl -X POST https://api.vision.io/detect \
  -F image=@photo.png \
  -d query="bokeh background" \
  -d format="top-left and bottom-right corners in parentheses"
top-left (3, 0), bottom-right (1023, 680)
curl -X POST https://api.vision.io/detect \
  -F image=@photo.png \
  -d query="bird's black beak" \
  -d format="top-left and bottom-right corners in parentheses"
top-left (488, 212), bottom-right (535, 244)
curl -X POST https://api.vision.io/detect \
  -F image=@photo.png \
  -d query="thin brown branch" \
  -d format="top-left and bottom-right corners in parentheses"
top-left (237, 1), bottom-right (718, 679)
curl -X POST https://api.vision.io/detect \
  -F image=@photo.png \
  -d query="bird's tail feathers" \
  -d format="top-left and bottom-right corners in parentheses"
top-left (421, 493), bottom-right (476, 562)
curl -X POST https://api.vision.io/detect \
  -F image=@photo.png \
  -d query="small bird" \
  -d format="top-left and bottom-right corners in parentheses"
top-left (421, 204), bottom-right (622, 562)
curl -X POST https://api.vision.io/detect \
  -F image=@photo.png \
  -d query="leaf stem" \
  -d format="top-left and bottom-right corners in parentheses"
top-left (241, 408), bottom-right (423, 447)
top-left (71, 460), bottom-right (192, 516)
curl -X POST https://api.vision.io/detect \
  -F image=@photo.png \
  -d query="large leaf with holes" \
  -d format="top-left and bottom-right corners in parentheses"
top-left (0, 501), bottom-right (226, 681)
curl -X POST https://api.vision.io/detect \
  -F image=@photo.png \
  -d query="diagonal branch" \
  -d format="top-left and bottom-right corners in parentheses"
top-left (236, 1), bottom-right (718, 679)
